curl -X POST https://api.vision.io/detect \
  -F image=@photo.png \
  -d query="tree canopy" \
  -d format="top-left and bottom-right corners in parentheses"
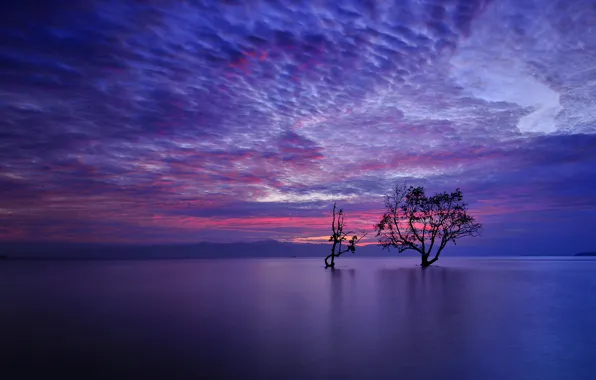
top-left (375, 184), bottom-right (482, 267)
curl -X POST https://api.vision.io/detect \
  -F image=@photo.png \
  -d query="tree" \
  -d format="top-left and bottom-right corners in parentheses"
top-left (325, 203), bottom-right (366, 269)
top-left (375, 184), bottom-right (482, 267)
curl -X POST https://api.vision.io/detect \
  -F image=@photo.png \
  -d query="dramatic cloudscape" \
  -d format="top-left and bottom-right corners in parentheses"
top-left (1, 0), bottom-right (595, 253)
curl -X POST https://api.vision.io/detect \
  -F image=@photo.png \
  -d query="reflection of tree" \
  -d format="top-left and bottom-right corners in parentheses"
top-left (329, 268), bottom-right (357, 318)
top-left (326, 268), bottom-right (357, 373)
top-left (330, 268), bottom-right (343, 318)
top-left (375, 267), bottom-right (470, 377)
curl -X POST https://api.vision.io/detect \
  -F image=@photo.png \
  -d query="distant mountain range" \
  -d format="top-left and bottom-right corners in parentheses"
top-left (0, 240), bottom-right (387, 260)
top-left (0, 240), bottom-right (591, 260)
top-left (575, 251), bottom-right (596, 256)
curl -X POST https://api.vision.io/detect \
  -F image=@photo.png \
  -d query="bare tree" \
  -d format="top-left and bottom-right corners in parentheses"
top-left (325, 203), bottom-right (367, 269)
top-left (375, 184), bottom-right (482, 267)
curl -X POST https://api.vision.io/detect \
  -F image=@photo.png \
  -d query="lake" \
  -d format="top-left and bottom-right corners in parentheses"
top-left (1, 257), bottom-right (596, 379)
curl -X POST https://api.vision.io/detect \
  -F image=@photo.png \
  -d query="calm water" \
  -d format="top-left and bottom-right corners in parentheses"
top-left (1, 257), bottom-right (596, 379)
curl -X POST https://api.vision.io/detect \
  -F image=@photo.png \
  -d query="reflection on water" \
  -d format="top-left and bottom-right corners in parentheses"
top-left (1, 258), bottom-right (596, 379)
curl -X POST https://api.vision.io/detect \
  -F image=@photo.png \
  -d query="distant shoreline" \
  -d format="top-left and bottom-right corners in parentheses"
top-left (1, 241), bottom-right (593, 260)
top-left (575, 252), bottom-right (596, 256)
top-left (1, 256), bottom-right (594, 262)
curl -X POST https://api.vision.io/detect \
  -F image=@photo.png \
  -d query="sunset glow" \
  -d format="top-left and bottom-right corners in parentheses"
top-left (1, 0), bottom-right (595, 254)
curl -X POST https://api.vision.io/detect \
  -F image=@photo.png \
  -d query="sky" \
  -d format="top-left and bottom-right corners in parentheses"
top-left (1, 0), bottom-right (595, 254)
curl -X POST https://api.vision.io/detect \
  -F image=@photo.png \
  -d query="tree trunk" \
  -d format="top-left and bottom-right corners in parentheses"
top-left (421, 254), bottom-right (440, 268)
top-left (325, 240), bottom-right (338, 269)
top-left (421, 254), bottom-right (439, 268)
top-left (325, 253), bottom-right (336, 268)
top-left (422, 246), bottom-right (444, 268)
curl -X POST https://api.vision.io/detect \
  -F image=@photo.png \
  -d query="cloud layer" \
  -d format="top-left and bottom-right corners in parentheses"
top-left (1, 0), bottom-right (595, 253)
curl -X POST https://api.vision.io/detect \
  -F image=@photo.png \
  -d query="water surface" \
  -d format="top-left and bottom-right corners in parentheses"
top-left (1, 257), bottom-right (596, 379)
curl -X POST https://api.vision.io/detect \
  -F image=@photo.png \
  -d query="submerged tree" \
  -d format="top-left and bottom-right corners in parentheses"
top-left (375, 184), bottom-right (482, 267)
top-left (325, 203), bottom-right (366, 269)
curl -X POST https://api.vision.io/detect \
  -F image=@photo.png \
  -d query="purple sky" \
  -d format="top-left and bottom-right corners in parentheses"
top-left (1, 0), bottom-right (595, 254)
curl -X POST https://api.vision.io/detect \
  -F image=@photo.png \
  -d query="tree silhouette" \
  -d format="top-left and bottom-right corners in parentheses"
top-left (375, 184), bottom-right (482, 267)
top-left (325, 203), bottom-right (366, 269)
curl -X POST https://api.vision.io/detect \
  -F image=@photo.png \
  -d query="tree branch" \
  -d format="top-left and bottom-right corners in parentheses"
top-left (376, 184), bottom-right (482, 266)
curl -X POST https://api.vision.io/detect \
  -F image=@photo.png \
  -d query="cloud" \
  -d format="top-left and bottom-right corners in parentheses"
top-left (0, 0), bottom-right (595, 250)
